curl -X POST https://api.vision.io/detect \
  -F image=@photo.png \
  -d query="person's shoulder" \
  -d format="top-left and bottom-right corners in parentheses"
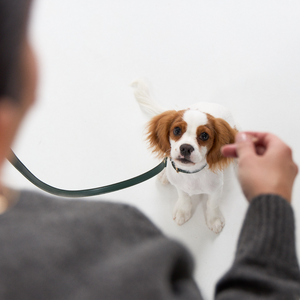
top-left (14, 189), bottom-right (162, 236)
top-left (18, 189), bottom-right (132, 212)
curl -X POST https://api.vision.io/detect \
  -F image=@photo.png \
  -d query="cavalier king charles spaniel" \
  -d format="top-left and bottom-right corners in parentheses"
top-left (132, 79), bottom-right (238, 233)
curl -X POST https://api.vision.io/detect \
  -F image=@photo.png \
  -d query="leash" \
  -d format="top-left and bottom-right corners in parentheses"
top-left (7, 149), bottom-right (168, 198)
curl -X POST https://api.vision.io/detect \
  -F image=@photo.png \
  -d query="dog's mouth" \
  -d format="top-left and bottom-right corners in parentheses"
top-left (176, 158), bottom-right (194, 165)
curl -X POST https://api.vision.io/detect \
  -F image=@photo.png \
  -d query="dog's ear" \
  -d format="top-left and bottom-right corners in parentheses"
top-left (206, 116), bottom-right (238, 172)
top-left (146, 110), bottom-right (179, 158)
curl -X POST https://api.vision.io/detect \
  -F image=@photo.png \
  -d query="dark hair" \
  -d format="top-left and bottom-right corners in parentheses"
top-left (0, 0), bottom-right (32, 102)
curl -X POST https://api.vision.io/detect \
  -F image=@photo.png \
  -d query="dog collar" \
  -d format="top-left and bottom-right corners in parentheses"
top-left (170, 158), bottom-right (207, 174)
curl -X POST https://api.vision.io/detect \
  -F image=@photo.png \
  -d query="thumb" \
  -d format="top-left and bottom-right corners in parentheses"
top-left (235, 132), bottom-right (256, 159)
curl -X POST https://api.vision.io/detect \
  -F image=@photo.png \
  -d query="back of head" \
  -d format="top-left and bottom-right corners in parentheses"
top-left (0, 0), bottom-right (32, 102)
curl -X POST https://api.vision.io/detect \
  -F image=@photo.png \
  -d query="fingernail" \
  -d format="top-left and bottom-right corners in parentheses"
top-left (236, 132), bottom-right (249, 142)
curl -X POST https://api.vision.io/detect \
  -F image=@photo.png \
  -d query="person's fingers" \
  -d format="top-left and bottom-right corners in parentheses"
top-left (221, 144), bottom-right (237, 158)
top-left (243, 132), bottom-right (284, 154)
top-left (222, 140), bottom-right (267, 157)
top-left (222, 131), bottom-right (286, 159)
top-left (235, 132), bottom-right (256, 159)
top-left (235, 132), bottom-right (282, 157)
top-left (295, 163), bottom-right (299, 176)
top-left (239, 131), bottom-right (269, 142)
top-left (222, 132), bottom-right (266, 158)
top-left (256, 145), bottom-right (266, 155)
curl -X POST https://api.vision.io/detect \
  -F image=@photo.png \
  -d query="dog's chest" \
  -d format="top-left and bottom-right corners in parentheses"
top-left (166, 164), bottom-right (223, 196)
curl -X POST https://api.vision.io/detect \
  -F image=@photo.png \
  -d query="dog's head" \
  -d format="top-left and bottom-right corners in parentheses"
top-left (146, 109), bottom-right (237, 172)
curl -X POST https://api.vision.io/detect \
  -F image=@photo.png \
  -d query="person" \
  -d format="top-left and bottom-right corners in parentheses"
top-left (0, 1), bottom-right (299, 299)
top-left (219, 133), bottom-right (300, 299)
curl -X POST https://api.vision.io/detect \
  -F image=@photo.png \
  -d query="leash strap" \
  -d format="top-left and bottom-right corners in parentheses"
top-left (7, 149), bottom-right (167, 198)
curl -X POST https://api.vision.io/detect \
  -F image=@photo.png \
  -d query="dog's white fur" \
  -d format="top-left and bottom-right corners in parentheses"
top-left (131, 79), bottom-right (237, 233)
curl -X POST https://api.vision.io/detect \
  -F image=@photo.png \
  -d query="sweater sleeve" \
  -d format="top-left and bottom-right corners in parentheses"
top-left (215, 194), bottom-right (300, 300)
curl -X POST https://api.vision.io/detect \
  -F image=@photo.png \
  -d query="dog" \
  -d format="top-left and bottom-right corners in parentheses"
top-left (131, 79), bottom-right (238, 233)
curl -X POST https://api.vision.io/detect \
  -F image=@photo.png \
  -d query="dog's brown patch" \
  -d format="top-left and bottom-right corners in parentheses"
top-left (196, 125), bottom-right (214, 149)
top-left (206, 114), bottom-right (238, 172)
top-left (146, 110), bottom-right (185, 158)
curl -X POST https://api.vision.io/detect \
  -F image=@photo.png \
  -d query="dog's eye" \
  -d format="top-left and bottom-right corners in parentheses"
top-left (173, 127), bottom-right (181, 136)
top-left (199, 132), bottom-right (209, 141)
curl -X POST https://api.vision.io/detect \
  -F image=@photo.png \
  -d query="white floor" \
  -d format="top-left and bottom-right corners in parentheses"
top-left (3, 1), bottom-right (300, 299)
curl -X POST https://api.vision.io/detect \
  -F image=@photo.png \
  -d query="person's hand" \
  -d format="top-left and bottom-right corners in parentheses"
top-left (222, 132), bottom-right (298, 203)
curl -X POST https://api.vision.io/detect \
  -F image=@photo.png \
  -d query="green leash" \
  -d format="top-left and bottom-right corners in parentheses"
top-left (7, 150), bottom-right (167, 198)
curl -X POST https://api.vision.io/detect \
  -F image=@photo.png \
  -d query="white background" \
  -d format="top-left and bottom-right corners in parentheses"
top-left (3, 1), bottom-right (300, 299)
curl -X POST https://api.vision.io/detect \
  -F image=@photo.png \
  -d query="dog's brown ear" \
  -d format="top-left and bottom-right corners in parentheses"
top-left (206, 116), bottom-right (238, 172)
top-left (146, 110), bottom-right (179, 158)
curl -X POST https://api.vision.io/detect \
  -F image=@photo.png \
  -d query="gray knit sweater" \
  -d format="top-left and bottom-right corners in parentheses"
top-left (0, 192), bottom-right (299, 300)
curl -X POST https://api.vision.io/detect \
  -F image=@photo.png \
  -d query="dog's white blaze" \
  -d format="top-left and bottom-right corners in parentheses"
top-left (183, 110), bottom-right (208, 138)
top-left (170, 109), bottom-right (209, 166)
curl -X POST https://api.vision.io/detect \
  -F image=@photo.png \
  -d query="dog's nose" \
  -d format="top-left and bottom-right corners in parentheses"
top-left (180, 144), bottom-right (194, 156)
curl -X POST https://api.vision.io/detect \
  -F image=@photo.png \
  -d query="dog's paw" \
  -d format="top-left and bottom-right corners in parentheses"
top-left (157, 169), bottom-right (169, 185)
top-left (206, 207), bottom-right (225, 234)
top-left (172, 201), bottom-right (192, 225)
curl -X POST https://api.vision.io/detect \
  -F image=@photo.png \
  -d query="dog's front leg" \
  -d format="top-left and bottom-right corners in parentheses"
top-left (172, 188), bottom-right (192, 225)
top-left (206, 185), bottom-right (225, 234)
top-left (157, 168), bottom-right (169, 185)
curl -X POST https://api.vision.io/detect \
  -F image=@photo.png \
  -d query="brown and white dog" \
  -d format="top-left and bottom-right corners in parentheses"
top-left (132, 79), bottom-right (238, 233)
